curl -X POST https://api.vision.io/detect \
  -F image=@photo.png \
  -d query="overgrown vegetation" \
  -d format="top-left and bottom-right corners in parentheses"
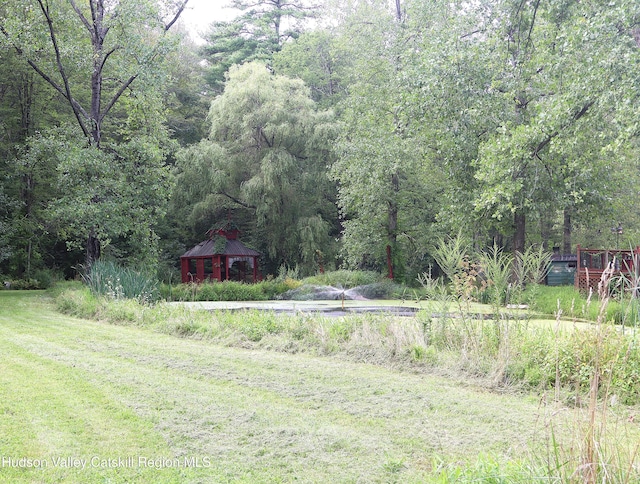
top-left (160, 279), bottom-right (288, 302)
top-left (42, 255), bottom-right (640, 482)
top-left (81, 260), bottom-right (159, 304)
top-left (55, 282), bottom-right (640, 406)
top-left (526, 284), bottom-right (638, 326)
top-left (1, 268), bottom-right (58, 290)
top-left (159, 270), bottom-right (400, 302)
top-left (32, 265), bottom-right (640, 482)
top-left (19, 290), bottom-right (639, 483)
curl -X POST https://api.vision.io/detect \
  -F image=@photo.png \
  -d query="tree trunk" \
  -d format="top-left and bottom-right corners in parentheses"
top-left (86, 231), bottom-right (101, 268)
top-left (513, 210), bottom-right (526, 254)
top-left (387, 172), bottom-right (399, 277)
top-left (540, 217), bottom-right (552, 251)
top-left (563, 208), bottom-right (572, 254)
top-left (18, 73), bottom-right (34, 139)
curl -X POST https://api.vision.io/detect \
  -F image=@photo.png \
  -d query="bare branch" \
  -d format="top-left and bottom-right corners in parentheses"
top-left (164, 0), bottom-right (190, 32)
top-left (219, 191), bottom-right (257, 210)
top-left (100, 74), bottom-right (138, 122)
top-left (100, 47), bottom-right (119, 72)
top-left (68, 0), bottom-right (93, 35)
top-left (35, 0), bottom-right (90, 139)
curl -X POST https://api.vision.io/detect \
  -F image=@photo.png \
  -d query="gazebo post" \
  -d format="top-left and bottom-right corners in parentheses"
top-left (253, 256), bottom-right (258, 282)
top-left (181, 258), bottom-right (189, 283)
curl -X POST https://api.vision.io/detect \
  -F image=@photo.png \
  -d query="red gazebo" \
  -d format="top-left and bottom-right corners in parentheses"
top-left (180, 226), bottom-right (260, 283)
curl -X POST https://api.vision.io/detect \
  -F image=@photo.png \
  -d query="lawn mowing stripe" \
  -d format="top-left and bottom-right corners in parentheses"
top-left (2, 292), bottom-right (637, 483)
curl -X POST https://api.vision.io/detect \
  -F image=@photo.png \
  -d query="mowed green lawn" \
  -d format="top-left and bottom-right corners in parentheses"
top-left (0, 291), bottom-right (630, 483)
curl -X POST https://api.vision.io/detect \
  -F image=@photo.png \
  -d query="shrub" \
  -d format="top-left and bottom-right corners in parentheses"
top-left (32, 268), bottom-right (59, 289)
top-left (159, 271), bottom-right (404, 302)
top-left (259, 280), bottom-right (293, 299)
top-left (5, 278), bottom-right (42, 290)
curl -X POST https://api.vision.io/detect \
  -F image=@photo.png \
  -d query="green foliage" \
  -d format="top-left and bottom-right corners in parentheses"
top-left (506, 324), bottom-right (640, 405)
top-left (175, 61), bottom-right (339, 274)
top-left (273, 30), bottom-right (346, 108)
top-left (433, 455), bottom-right (532, 483)
top-left (331, 2), bottom-right (440, 277)
top-left (525, 285), bottom-right (634, 325)
top-left (83, 260), bottom-right (159, 304)
top-left (479, 245), bottom-right (513, 306)
top-left (0, 0), bottom-right (186, 273)
top-left (431, 234), bottom-right (481, 304)
top-left (0, 126), bottom-right (63, 278)
top-left (2, 0), bottom-right (640, 290)
top-left (1, 268), bottom-right (58, 290)
top-left (1, 0), bottom-right (187, 147)
top-left (3, 278), bottom-right (43, 290)
top-left (160, 280), bottom-right (288, 302)
top-left (301, 270), bottom-right (383, 289)
top-left (161, 270), bottom-right (402, 302)
top-left (54, 279), bottom-right (640, 406)
top-left (470, 0), bottom-right (640, 247)
top-left (46, 132), bottom-right (174, 267)
top-left (409, 344), bottom-right (437, 364)
top-left (426, 233), bottom-right (552, 307)
top-left (55, 286), bottom-right (100, 318)
top-left (236, 311), bottom-right (286, 342)
top-left (200, 0), bottom-right (320, 93)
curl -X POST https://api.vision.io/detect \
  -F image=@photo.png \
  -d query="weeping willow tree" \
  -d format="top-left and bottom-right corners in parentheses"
top-left (174, 61), bottom-right (340, 274)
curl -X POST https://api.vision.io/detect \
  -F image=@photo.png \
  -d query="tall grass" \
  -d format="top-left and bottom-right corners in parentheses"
top-left (82, 260), bottom-right (159, 304)
top-left (429, 234), bottom-right (552, 308)
top-left (532, 264), bottom-right (640, 483)
top-left (160, 279), bottom-right (295, 302)
top-left (159, 271), bottom-right (393, 302)
top-left (299, 270), bottom-right (383, 288)
top-left (528, 284), bottom-right (637, 325)
top-left (53, 283), bottom-right (640, 403)
top-left (415, 251), bottom-right (640, 481)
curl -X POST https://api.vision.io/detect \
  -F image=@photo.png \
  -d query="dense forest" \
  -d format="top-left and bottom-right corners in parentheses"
top-left (1, 0), bottom-right (639, 284)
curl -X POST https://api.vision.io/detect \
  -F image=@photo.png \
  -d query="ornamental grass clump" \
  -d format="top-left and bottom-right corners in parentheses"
top-left (82, 260), bottom-right (159, 304)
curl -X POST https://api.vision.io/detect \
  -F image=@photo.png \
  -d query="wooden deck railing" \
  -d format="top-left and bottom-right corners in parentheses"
top-left (575, 245), bottom-right (640, 292)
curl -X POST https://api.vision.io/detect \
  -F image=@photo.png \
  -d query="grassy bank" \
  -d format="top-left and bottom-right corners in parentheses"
top-left (0, 291), bottom-right (569, 482)
top-left (54, 284), bottom-right (640, 404)
top-left (4, 289), bottom-right (640, 481)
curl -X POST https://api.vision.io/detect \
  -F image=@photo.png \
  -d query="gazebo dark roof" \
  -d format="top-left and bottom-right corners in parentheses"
top-left (181, 238), bottom-right (260, 258)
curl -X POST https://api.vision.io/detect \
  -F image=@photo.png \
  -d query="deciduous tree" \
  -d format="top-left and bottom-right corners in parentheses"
top-left (1, 0), bottom-right (189, 267)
